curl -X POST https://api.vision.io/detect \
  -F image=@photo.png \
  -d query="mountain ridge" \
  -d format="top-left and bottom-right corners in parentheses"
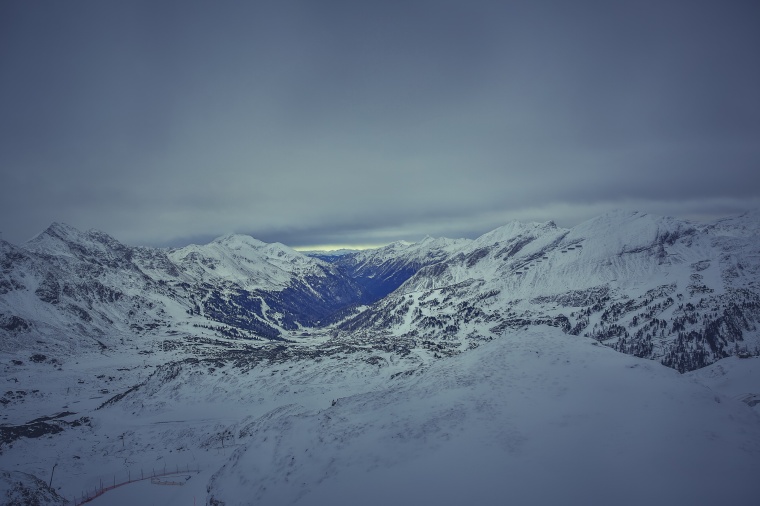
top-left (1, 210), bottom-right (759, 372)
top-left (337, 210), bottom-right (760, 371)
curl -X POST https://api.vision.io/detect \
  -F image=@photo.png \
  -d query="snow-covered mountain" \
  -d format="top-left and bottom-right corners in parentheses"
top-left (1, 210), bottom-right (760, 505)
top-left (0, 223), bottom-right (363, 353)
top-left (3, 211), bottom-right (760, 368)
top-left (327, 236), bottom-right (471, 304)
top-left (339, 210), bottom-right (760, 372)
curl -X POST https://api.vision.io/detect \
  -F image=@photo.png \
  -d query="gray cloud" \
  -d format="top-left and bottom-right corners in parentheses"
top-left (1, 1), bottom-right (758, 247)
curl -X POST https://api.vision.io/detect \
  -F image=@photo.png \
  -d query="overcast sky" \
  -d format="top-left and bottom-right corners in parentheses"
top-left (1, 1), bottom-right (758, 249)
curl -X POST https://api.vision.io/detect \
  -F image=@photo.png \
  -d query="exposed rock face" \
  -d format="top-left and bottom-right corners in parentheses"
top-left (0, 470), bottom-right (68, 506)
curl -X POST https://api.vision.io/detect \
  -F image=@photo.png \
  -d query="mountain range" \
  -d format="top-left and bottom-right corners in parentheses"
top-left (1, 210), bottom-right (760, 505)
top-left (2, 210), bottom-right (759, 371)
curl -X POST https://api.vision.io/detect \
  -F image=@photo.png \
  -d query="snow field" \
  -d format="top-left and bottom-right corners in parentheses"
top-left (208, 329), bottom-right (760, 506)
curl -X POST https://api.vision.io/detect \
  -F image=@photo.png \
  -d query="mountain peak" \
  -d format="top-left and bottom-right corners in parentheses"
top-left (26, 222), bottom-right (126, 252)
top-left (210, 234), bottom-right (306, 260)
top-left (38, 222), bottom-right (81, 240)
top-left (211, 233), bottom-right (267, 250)
top-left (476, 219), bottom-right (562, 245)
top-left (25, 222), bottom-right (90, 254)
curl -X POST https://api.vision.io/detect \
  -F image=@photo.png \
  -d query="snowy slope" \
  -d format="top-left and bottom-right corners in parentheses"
top-left (0, 224), bottom-right (176, 354)
top-left (686, 355), bottom-right (760, 415)
top-left (168, 235), bottom-right (322, 290)
top-left (206, 329), bottom-right (760, 506)
top-left (0, 327), bottom-right (430, 504)
top-left (339, 211), bottom-right (760, 371)
top-left (0, 470), bottom-right (67, 505)
top-left (3, 327), bottom-right (759, 506)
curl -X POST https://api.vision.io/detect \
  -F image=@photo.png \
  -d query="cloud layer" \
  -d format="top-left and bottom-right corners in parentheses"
top-left (1, 1), bottom-right (759, 247)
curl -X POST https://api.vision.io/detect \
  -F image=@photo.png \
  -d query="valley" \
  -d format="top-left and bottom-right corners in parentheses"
top-left (1, 210), bottom-right (760, 505)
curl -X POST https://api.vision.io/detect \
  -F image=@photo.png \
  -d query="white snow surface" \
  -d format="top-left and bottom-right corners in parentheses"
top-left (207, 329), bottom-right (760, 506)
top-left (687, 355), bottom-right (760, 414)
top-left (2, 328), bottom-right (759, 505)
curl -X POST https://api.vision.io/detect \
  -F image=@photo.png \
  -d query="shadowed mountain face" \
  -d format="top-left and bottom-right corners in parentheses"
top-left (324, 236), bottom-right (472, 304)
top-left (2, 210), bottom-right (760, 371)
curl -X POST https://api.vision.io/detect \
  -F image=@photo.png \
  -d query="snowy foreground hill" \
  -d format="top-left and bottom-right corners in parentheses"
top-left (207, 330), bottom-right (760, 506)
top-left (1, 211), bottom-right (760, 504)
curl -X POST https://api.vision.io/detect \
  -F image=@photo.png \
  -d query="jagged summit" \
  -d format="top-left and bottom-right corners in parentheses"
top-left (29, 222), bottom-right (120, 245)
top-left (26, 222), bottom-right (92, 250)
top-left (25, 222), bottom-right (128, 257)
top-left (36, 221), bottom-right (85, 239)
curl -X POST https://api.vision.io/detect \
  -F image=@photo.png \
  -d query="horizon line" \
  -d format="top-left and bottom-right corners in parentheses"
top-left (292, 243), bottom-right (391, 252)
